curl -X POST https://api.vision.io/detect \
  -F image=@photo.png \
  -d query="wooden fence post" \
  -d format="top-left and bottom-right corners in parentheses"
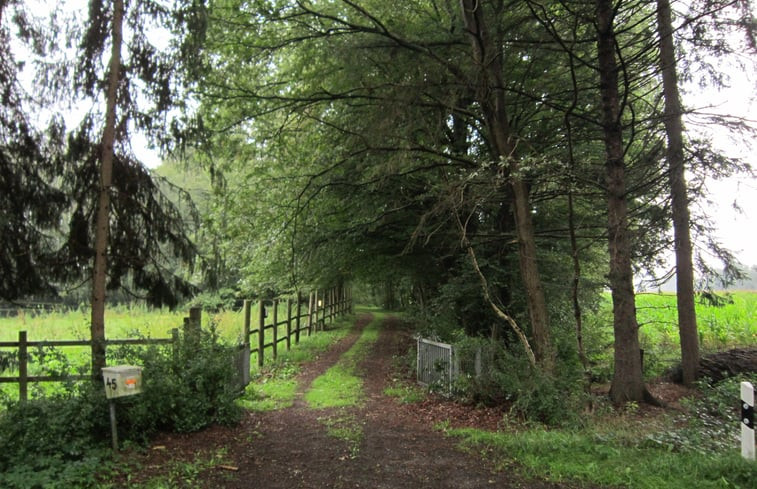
top-left (286, 298), bottom-right (292, 351)
top-left (171, 328), bottom-right (180, 362)
top-left (295, 293), bottom-right (302, 344)
top-left (19, 331), bottom-right (27, 402)
top-left (323, 287), bottom-right (334, 329)
top-left (243, 300), bottom-right (252, 346)
top-left (307, 292), bottom-right (314, 336)
top-left (257, 300), bottom-right (265, 367)
top-left (185, 307), bottom-right (202, 345)
top-left (272, 299), bottom-right (278, 360)
top-left (319, 289), bottom-right (326, 330)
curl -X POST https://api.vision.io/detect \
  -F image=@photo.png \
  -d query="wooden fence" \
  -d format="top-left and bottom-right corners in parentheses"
top-left (0, 286), bottom-right (352, 401)
top-left (243, 286), bottom-right (353, 367)
top-left (0, 331), bottom-right (178, 402)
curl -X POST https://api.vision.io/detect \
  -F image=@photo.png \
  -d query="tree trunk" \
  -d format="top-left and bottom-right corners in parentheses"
top-left (595, 0), bottom-right (645, 403)
top-left (91, 0), bottom-right (124, 378)
top-left (460, 0), bottom-right (553, 371)
top-left (657, 0), bottom-right (700, 386)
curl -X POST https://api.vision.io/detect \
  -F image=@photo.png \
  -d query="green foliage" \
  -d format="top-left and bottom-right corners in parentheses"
top-left (453, 337), bottom-right (586, 427)
top-left (0, 382), bottom-right (112, 489)
top-left (642, 376), bottom-right (750, 454)
top-left (112, 328), bottom-right (243, 436)
top-left (0, 326), bottom-right (243, 488)
top-left (446, 424), bottom-right (757, 489)
top-left (188, 288), bottom-right (242, 312)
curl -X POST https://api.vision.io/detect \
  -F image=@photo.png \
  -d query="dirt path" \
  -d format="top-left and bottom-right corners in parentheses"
top-left (128, 314), bottom-right (589, 488)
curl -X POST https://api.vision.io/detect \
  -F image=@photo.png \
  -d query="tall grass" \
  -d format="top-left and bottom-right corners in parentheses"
top-left (0, 303), bottom-right (300, 400)
top-left (586, 291), bottom-right (756, 379)
top-left (0, 301), bottom-right (303, 343)
top-left (635, 291), bottom-right (756, 351)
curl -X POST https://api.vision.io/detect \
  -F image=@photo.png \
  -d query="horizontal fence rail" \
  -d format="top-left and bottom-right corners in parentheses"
top-left (0, 286), bottom-right (352, 401)
top-left (0, 331), bottom-right (178, 401)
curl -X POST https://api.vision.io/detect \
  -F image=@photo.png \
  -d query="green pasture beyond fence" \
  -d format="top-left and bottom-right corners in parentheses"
top-left (0, 287), bottom-right (352, 401)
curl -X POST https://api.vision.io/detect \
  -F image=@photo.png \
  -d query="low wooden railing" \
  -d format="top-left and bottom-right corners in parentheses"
top-left (0, 286), bottom-right (353, 400)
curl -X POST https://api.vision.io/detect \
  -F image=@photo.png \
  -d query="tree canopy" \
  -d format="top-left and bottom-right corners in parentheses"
top-left (1, 0), bottom-right (754, 404)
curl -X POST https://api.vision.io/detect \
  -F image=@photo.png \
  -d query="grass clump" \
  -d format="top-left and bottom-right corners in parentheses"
top-left (383, 381), bottom-right (426, 404)
top-left (443, 376), bottom-right (757, 489)
top-left (305, 313), bottom-right (382, 409)
top-left (318, 411), bottom-right (364, 459)
top-left (241, 316), bottom-right (354, 411)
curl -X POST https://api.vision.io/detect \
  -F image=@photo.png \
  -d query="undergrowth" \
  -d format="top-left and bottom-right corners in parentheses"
top-left (0, 327), bottom-right (243, 489)
top-left (443, 375), bottom-right (757, 489)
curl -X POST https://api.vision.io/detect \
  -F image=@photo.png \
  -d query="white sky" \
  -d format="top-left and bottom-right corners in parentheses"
top-left (684, 56), bottom-right (757, 267)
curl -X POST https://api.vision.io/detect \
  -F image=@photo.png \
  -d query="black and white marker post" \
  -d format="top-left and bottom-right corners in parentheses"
top-left (742, 381), bottom-right (755, 461)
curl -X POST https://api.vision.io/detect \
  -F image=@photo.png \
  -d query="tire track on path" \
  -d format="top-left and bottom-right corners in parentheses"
top-left (180, 313), bottom-right (595, 488)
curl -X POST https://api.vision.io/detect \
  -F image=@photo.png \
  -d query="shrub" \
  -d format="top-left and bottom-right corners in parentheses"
top-left (0, 326), bottom-right (244, 488)
top-left (453, 337), bottom-right (586, 426)
top-left (0, 382), bottom-right (111, 488)
top-left (112, 326), bottom-right (244, 437)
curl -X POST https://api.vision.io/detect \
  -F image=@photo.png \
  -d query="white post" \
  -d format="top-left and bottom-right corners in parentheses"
top-left (742, 381), bottom-right (755, 461)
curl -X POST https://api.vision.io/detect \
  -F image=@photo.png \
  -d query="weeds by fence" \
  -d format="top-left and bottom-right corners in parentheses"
top-left (0, 286), bottom-right (352, 401)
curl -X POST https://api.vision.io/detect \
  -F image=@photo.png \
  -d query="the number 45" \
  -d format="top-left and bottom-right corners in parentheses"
top-left (106, 377), bottom-right (117, 390)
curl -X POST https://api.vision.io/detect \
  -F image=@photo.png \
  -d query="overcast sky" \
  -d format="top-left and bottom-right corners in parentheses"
top-left (684, 55), bottom-right (757, 267)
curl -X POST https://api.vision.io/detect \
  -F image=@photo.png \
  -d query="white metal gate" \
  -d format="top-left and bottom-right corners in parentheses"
top-left (417, 337), bottom-right (457, 392)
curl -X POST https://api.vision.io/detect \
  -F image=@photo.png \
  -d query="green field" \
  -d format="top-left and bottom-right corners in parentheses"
top-left (0, 302), bottom-right (309, 400)
top-left (635, 291), bottom-right (756, 349)
top-left (586, 291), bottom-right (756, 379)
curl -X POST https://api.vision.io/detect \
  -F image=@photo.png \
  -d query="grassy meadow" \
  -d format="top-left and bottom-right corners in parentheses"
top-left (0, 301), bottom-right (307, 400)
top-left (585, 290), bottom-right (756, 379)
top-left (635, 291), bottom-right (756, 349)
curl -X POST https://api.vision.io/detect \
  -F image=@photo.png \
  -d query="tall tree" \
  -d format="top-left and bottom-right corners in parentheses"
top-left (90, 0), bottom-right (124, 376)
top-left (459, 0), bottom-right (554, 370)
top-left (595, 0), bottom-right (646, 403)
top-left (657, 0), bottom-right (699, 386)
top-left (0, 0), bottom-right (67, 300)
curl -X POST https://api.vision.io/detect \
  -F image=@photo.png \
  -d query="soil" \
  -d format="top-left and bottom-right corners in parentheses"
top-left (111, 315), bottom-right (605, 488)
